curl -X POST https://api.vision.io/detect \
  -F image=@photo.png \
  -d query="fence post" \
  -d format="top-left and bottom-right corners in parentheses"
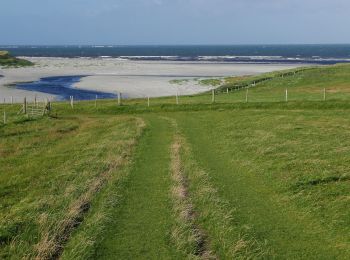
top-left (147, 96), bottom-right (150, 107)
top-left (3, 110), bottom-right (6, 124)
top-left (176, 92), bottom-right (179, 105)
top-left (47, 98), bottom-right (51, 112)
top-left (11, 96), bottom-right (13, 105)
top-left (117, 92), bottom-right (121, 106)
top-left (323, 88), bottom-right (326, 101)
top-left (212, 89), bottom-right (215, 103)
top-left (227, 88), bottom-right (229, 94)
top-left (24, 97), bottom-right (27, 114)
top-left (70, 96), bottom-right (74, 109)
top-left (246, 88), bottom-right (249, 103)
top-left (285, 89), bottom-right (288, 102)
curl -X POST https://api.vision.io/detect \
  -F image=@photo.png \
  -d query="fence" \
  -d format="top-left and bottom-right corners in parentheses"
top-left (0, 98), bottom-right (51, 125)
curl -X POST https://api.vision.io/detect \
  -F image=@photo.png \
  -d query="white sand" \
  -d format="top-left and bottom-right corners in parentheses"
top-left (0, 57), bottom-right (303, 102)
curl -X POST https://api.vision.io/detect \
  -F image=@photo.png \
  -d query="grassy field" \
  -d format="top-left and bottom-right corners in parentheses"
top-left (1, 63), bottom-right (350, 259)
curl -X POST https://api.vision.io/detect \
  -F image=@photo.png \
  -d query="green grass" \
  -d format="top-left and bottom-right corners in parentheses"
top-left (2, 63), bottom-right (350, 259)
top-left (90, 116), bottom-right (184, 259)
top-left (0, 50), bottom-right (33, 67)
top-left (0, 112), bottom-right (143, 258)
top-left (171, 109), bottom-right (350, 258)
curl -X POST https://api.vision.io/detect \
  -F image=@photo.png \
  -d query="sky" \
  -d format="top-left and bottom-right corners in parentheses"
top-left (1, 0), bottom-right (350, 45)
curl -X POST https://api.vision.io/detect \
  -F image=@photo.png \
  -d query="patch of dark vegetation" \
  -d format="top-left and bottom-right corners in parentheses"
top-left (293, 175), bottom-right (350, 190)
top-left (1, 129), bottom-right (33, 138)
top-left (49, 113), bottom-right (59, 119)
top-left (0, 50), bottom-right (33, 67)
top-left (13, 117), bottom-right (34, 125)
top-left (0, 222), bottom-right (24, 246)
top-left (56, 124), bottom-right (79, 134)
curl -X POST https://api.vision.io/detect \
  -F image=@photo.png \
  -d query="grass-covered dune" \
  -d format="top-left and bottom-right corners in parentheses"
top-left (0, 50), bottom-right (33, 67)
top-left (1, 63), bottom-right (350, 259)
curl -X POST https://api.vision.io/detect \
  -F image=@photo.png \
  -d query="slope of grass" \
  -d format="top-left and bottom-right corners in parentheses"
top-left (171, 109), bottom-right (350, 258)
top-left (0, 113), bottom-right (143, 258)
top-left (2, 63), bottom-right (350, 259)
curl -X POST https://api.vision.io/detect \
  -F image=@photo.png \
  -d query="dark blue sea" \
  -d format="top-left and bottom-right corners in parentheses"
top-left (2, 44), bottom-right (350, 64)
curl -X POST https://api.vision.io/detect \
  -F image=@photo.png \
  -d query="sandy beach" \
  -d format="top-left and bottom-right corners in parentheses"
top-left (0, 57), bottom-right (303, 102)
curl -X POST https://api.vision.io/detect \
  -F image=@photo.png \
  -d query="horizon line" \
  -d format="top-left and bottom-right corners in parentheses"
top-left (2, 43), bottom-right (350, 47)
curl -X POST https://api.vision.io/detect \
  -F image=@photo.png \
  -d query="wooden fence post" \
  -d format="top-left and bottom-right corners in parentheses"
top-left (285, 89), bottom-right (288, 102)
top-left (48, 98), bottom-right (51, 111)
top-left (212, 89), bottom-right (215, 103)
top-left (227, 88), bottom-right (229, 94)
top-left (176, 92), bottom-right (179, 105)
top-left (11, 96), bottom-right (13, 105)
top-left (323, 88), bottom-right (326, 101)
top-left (70, 96), bottom-right (74, 109)
top-left (147, 96), bottom-right (150, 107)
top-left (3, 110), bottom-right (6, 124)
top-left (117, 92), bottom-right (121, 106)
top-left (24, 97), bottom-right (27, 114)
top-left (246, 88), bottom-right (249, 103)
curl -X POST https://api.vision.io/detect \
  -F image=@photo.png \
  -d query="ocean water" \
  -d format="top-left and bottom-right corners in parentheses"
top-left (16, 76), bottom-right (117, 101)
top-left (1, 44), bottom-right (350, 64)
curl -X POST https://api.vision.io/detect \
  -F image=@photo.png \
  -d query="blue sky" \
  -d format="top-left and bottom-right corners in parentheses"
top-left (1, 0), bottom-right (349, 45)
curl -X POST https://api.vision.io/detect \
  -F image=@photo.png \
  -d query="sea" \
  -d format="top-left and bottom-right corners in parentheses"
top-left (1, 44), bottom-right (350, 64)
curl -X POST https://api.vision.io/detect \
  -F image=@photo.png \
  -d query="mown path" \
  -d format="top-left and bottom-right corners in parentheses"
top-left (93, 116), bottom-right (183, 259)
top-left (173, 111), bottom-right (350, 259)
top-left (91, 112), bottom-right (349, 259)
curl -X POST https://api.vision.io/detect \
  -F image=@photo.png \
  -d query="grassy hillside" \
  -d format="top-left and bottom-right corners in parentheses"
top-left (0, 50), bottom-right (33, 67)
top-left (1, 64), bottom-right (350, 259)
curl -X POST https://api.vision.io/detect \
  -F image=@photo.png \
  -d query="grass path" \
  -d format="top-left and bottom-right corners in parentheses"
top-left (93, 115), bottom-right (183, 259)
top-left (173, 111), bottom-right (349, 259)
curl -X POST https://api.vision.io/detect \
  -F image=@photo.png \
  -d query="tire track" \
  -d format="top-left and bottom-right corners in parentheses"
top-left (170, 124), bottom-right (216, 259)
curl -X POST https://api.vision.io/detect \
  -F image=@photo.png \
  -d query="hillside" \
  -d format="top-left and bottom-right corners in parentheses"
top-left (1, 64), bottom-right (350, 259)
top-left (0, 50), bottom-right (33, 67)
